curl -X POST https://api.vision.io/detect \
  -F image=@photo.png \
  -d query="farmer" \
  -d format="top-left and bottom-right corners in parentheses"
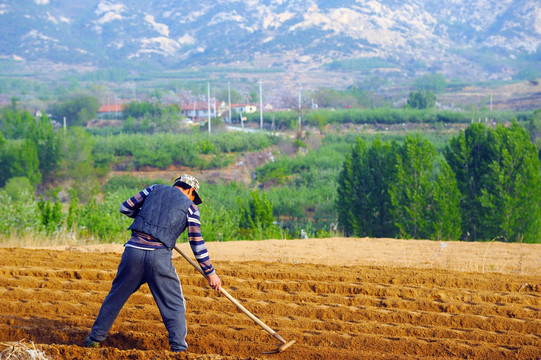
top-left (84, 174), bottom-right (221, 352)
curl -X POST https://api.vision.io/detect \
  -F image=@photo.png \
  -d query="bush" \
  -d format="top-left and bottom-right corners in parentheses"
top-left (0, 191), bottom-right (41, 237)
top-left (74, 192), bottom-right (132, 241)
top-left (93, 132), bottom-right (278, 170)
top-left (4, 176), bottom-right (34, 202)
top-left (37, 196), bottom-right (64, 236)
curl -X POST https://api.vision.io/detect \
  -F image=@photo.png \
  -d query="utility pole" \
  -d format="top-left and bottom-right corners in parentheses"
top-left (207, 82), bottom-right (211, 135)
top-left (259, 79), bottom-right (263, 130)
top-left (240, 110), bottom-right (244, 130)
top-left (228, 81), bottom-right (232, 124)
top-left (298, 83), bottom-right (302, 130)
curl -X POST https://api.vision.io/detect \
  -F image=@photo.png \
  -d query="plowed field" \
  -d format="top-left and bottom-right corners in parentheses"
top-left (1, 238), bottom-right (540, 359)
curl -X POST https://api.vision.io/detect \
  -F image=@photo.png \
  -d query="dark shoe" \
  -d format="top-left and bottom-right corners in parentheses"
top-left (84, 336), bottom-right (100, 348)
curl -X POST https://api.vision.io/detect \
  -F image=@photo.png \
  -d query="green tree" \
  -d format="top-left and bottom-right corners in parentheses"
top-left (389, 135), bottom-right (438, 239)
top-left (248, 91), bottom-right (258, 103)
top-left (66, 197), bottom-right (79, 230)
top-left (0, 110), bottom-right (59, 183)
top-left (312, 112), bottom-right (327, 134)
top-left (123, 116), bottom-right (137, 133)
top-left (430, 161), bottom-right (462, 240)
top-left (238, 190), bottom-right (281, 240)
top-left (48, 94), bottom-right (99, 126)
top-left (406, 90), bottom-right (436, 109)
top-left (310, 87), bottom-right (360, 109)
top-left (444, 123), bottom-right (496, 241)
top-left (123, 101), bottom-right (162, 119)
top-left (13, 139), bottom-right (41, 186)
top-left (0, 190), bottom-right (41, 236)
top-left (336, 140), bottom-right (360, 236)
top-left (29, 113), bottom-right (62, 180)
top-left (199, 204), bottom-right (240, 242)
top-left (526, 109), bottom-right (541, 153)
top-left (37, 196), bottom-right (64, 235)
top-left (311, 88), bottom-right (341, 108)
top-left (4, 176), bottom-right (34, 202)
top-left (337, 134), bottom-right (461, 240)
top-left (0, 132), bottom-right (15, 187)
top-left (61, 127), bottom-right (100, 202)
top-left (479, 122), bottom-right (541, 242)
top-left (445, 122), bottom-right (541, 242)
top-left (0, 109), bottom-right (35, 139)
top-left (0, 135), bottom-right (41, 187)
top-left (414, 73), bottom-right (447, 94)
top-left (73, 192), bottom-right (131, 240)
top-left (366, 137), bottom-right (398, 237)
top-left (336, 136), bottom-right (397, 237)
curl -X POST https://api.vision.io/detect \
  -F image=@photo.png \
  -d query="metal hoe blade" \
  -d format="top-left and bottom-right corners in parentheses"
top-left (263, 339), bottom-right (297, 354)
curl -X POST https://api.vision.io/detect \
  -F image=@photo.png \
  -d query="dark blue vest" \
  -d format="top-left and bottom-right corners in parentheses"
top-left (128, 185), bottom-right (193, 249)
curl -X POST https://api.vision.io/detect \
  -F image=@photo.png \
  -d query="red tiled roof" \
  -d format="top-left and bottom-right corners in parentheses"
top-left (98, 104), bottom-right (124, 113)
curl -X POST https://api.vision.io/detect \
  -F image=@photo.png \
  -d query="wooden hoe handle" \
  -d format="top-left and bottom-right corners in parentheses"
top-left (173, 245), bottom-right (286, 344)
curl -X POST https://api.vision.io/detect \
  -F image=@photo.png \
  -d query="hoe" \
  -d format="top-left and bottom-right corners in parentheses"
top-left (174, 245), bottom-right (296, 354)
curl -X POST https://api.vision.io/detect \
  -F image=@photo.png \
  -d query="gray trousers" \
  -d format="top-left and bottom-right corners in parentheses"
top-left (89, 246), bottom-right (188, 352)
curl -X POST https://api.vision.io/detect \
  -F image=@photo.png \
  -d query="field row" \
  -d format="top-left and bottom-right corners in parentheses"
top-left (0, 248), bottom-right (540, 359)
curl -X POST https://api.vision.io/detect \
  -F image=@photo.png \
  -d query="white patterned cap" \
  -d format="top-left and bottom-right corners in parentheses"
top-left (174, 174), bottom-right (202, 205)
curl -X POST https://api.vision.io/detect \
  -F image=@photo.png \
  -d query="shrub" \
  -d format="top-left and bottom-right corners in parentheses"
top-left (4, 176), bottom-right (34, 202)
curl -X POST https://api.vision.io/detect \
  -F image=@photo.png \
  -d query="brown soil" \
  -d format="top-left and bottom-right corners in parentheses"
top-left (1, 238), bottom-right (540, 359)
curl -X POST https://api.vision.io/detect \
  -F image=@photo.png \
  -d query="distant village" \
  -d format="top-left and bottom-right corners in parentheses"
top-left (96, 101), bottom-right (276, 123)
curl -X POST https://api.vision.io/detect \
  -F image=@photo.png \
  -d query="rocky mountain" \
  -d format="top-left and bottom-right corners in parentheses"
top-left (0, 0), bottom-right (540, 84)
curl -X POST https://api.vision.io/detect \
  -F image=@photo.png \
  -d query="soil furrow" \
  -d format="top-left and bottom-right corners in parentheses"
top-left (1, 246), bottom-right (540, 360)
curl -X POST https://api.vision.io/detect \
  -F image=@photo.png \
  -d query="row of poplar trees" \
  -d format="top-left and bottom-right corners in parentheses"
top-left (337, 122), bottom-right (541, 243)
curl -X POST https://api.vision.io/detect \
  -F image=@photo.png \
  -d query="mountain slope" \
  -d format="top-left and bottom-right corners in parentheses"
top-left (0, 0), bottom-right (539, 81)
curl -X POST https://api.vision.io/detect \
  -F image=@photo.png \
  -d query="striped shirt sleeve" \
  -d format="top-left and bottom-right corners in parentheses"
top-left (187, 204), bottom-right (215, 276)
top-left (119, 184), bottom-right (156, 218)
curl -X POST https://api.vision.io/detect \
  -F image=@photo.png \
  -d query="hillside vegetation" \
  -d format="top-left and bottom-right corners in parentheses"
top-left (1, 103), bottom-right (541, 244)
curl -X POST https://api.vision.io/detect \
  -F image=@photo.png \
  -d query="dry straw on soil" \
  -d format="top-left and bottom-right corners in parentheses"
top-left (0, 341), bottom-right (49, 360)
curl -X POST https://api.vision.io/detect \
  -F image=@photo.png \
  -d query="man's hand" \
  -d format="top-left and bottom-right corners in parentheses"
top-left (207, 273), bottom-right (222, 292)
